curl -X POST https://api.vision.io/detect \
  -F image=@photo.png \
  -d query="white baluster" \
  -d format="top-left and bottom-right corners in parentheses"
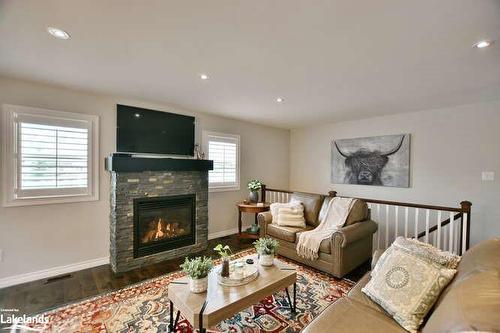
top-left (457, 213), bottom-right (469, 253)
top-left (443, 219), bottom-right (451, 251)
top-left (404, 207), bottom-right (409, 238)
top-left (394, 206), bottom-right (399, 239)
top-left (414, 209), bottom-right (420, 239)
top-left (385, 205), bottom-right (389, 248)
top-left (377, 204), bottom-right (381, 250)
top-left (449, 211), bottom-right (454, 253)
top-left (437, 211), bottom-right (442, 250)
top-left (425, 209), bottom-right (430, 243)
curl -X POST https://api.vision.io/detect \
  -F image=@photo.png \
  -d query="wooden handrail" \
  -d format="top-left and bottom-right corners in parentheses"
top-left (262, 185), bottom-right (470, 213)
top-left (416, 212), bottom-right (462, 240)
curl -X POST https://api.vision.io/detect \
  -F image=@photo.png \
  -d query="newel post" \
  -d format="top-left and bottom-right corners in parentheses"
top-left (261, 184), bottom-right (267, 203)
top-left (460, 201), bottom-right (472, 252)
top-left (328, 191), bottom-right (337, 197)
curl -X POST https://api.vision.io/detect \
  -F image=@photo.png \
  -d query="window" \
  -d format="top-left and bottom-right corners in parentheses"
top-left (2, 104), bottom-right (99, 206)
top-left (203, 131), bottom-right (240, 191)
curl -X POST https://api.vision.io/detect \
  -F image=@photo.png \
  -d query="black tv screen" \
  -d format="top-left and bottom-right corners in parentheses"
top-left (117, 104), bottom-right (195, 156)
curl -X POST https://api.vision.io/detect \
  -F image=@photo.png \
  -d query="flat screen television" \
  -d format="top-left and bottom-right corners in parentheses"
top-left (117, 104), bottom-right (195, 156)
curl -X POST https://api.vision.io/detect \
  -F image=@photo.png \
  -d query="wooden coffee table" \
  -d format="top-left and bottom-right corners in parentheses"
top-left (167, 255), bottom-right (297, 332)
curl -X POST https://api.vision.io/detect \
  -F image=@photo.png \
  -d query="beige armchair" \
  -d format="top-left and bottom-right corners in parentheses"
top-left (258, 192), bottom-right (377, 278)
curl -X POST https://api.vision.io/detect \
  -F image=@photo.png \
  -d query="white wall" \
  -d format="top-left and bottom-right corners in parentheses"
top-left (0, 77), bottom-right (289, 280)
top-left (290, 100), bottom-right (500, 246)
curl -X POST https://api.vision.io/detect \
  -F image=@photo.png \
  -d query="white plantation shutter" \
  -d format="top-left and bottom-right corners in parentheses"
top-left (2, 104), bottom-right (99, 206)
top-left (19, 123), bottom-right (89, 190)
top-left (204, 131), bottom-right (240, 190)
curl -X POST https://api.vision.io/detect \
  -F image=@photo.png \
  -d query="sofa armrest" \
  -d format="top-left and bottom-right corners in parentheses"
top-left (332, 220), bottom-right (378, 248)
top-left (258, 211), bottom-right (273, 237)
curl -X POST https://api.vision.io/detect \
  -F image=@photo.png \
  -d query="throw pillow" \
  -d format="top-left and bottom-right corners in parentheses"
top-left (372, 237), bottom-right (460, 277)
top-left (276, 203), bottom-right (306, 227)
top-left (362, 246), bottom-right (457, 332)
top-left (270, 202), bottom-right (292, 220)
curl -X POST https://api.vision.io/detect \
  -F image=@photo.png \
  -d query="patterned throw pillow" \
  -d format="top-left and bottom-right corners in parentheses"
top-left (372, 237), bottom-right (460, 277)
top-left (362, 246), bottom-right (457, 332)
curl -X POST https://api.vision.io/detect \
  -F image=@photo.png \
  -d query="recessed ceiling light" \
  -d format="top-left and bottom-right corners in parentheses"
top-left (200, 74), bottom-right (209, 80)
top-left (473, 40), bottom-right (493, 49)
top-left (47, 27), bottom-right (70, 40)
top-left (134, 113), bottom-right (141, 118)
top-left (276, 97), bottom-right (284, 103)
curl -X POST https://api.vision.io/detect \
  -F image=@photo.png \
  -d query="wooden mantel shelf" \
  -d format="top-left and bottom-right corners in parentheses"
top-left (105, 154), bottom-right (214, 172)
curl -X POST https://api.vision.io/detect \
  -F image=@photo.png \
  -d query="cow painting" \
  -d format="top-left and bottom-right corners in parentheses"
top-left (331, 134), bottom-right (410, 188)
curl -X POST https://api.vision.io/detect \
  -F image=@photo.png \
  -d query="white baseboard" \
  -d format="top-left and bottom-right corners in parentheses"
top-left (0, 256), bottom-right (110, 289)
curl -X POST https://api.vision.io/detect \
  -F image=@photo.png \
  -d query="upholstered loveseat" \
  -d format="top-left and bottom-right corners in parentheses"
top-left (257, 192), bottom-right (378, 278)
top-left (303, 238), bottom-right (500, 333)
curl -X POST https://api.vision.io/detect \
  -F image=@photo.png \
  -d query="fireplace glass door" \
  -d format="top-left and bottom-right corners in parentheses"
top-left (134, 194), bottom-right (196, 258)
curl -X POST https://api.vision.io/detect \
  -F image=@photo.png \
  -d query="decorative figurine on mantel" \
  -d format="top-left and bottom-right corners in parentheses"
top-left (194, 144), bottom-right (205, 160)
top-left (247, 179), bottom-right (262, 203)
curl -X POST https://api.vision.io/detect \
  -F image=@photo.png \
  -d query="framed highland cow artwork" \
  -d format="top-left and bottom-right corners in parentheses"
top-left (331, 134), bottom-right (410, 187)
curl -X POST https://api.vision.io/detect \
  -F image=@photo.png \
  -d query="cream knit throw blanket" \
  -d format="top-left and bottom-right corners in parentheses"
top-left (296, 197), bottom-right (356, 260)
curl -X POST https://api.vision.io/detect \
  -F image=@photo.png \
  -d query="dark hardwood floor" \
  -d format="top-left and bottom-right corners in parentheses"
top-left (0, 234), bottom-right (369, 318)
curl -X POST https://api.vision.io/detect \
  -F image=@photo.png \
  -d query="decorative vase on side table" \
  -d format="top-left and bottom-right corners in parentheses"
top-left (247, 179), bottom-right (262, 203)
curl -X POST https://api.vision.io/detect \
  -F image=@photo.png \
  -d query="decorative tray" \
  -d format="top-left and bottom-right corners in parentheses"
top-left (217, 261), bottom-right (259, 287)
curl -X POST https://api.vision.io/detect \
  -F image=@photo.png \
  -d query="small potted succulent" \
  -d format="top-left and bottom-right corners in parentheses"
top-left (214, 244), bottom-right (232, 278)
top-left (180, 256), bottom-right (213, 293)
top-left (254, 237), bottom-right (279, 266)
top-left (247, 179), bottom-right (262, 203)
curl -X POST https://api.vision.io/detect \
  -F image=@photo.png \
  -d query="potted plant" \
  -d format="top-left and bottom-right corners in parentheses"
top-left (247, 179), bottom-right (262, 203)
top-left (254, 237), bottom-right (279, 266)
top-left (180, 256), bottom-right (213, 293)
top-left (214, 244), bottom-right (232, 277)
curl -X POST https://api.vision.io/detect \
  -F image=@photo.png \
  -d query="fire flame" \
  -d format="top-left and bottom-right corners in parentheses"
top-left (142, 217), bottom-right (186, 244)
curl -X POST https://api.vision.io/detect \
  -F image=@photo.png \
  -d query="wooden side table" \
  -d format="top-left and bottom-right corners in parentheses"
top-left (237, 202), bottom-right (270, 239)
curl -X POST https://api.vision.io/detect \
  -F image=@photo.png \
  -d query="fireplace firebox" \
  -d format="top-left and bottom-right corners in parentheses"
top-left (133, 194), bottom-right (196, 258)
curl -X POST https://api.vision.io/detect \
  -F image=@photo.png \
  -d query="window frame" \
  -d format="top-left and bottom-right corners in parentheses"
top-left (2, 104), bottom-right (99, 207)
top-left (202, 130), bottom-right (240, 192)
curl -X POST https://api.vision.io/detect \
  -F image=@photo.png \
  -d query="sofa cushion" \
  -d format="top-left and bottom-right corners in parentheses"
top-left (296, 228), bottom-right (331, 254)
top-left (318, 197), bottom-right (368, 226)
top-left (290, 192), bottom-right (324, 226)
top-left (267, 224), bottom-right (307, 243)
top-left (362, 245), bottom-right (457, 332)
top-left (302, 298), bottom-right (405, 333)
top-left (422, 238), bottom-right (500, 333)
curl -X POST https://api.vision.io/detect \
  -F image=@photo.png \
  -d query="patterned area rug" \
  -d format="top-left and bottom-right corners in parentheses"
top-left (29, 250), bottom-right (354, 333)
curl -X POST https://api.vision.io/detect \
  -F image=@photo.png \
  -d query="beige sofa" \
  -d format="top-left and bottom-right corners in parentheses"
top-left (303, 238), bottom-right (500, 333)
top-left (257, 192), bottom-right (377, 278)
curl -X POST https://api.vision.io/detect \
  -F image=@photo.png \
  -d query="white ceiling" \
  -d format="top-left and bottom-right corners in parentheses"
top-left (1, 0), bottom-right (499, 129)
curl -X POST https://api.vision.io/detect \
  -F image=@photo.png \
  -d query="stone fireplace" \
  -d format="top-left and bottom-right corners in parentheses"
top-left (107, 155), bottom-right (213, 273)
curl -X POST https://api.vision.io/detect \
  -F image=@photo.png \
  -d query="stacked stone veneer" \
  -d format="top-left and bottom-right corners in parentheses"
top-left (110, 170), bottom-right (208, 273)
